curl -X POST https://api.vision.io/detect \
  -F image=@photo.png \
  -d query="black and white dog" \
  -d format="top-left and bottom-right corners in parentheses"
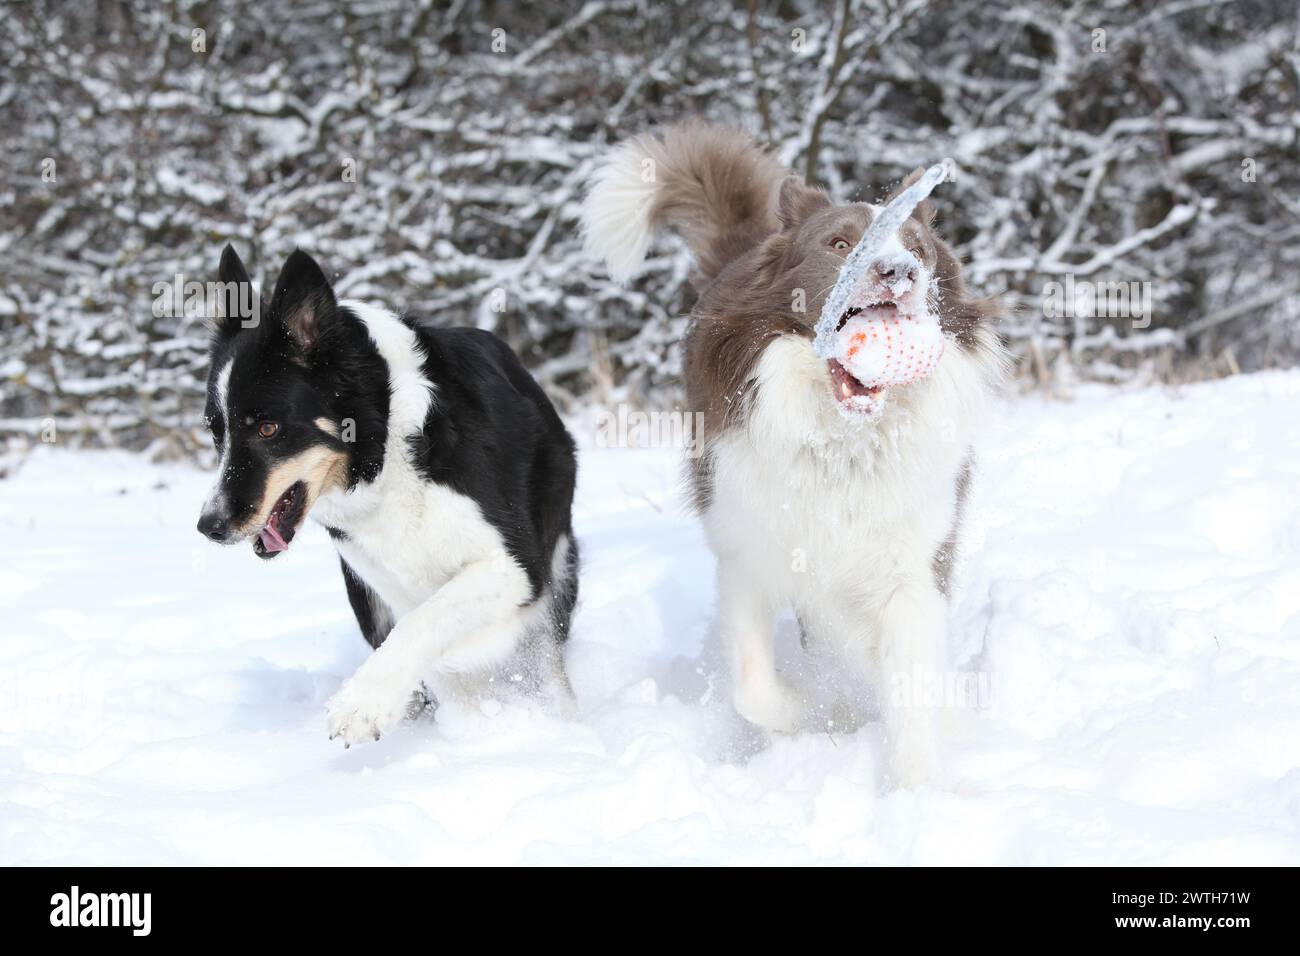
top-left (196, 246), bottom-right (579, 746)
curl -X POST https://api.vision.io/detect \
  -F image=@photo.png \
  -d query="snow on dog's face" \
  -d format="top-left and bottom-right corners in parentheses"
top-left (748, 171), bottom-right (990, 420)
top-left (823, 241), bottom-right (944, 419)
top-left (196, 247), bottom-right (368, 559)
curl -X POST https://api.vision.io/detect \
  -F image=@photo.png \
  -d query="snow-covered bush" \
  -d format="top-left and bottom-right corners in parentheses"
top-left (2, 0), bottom-right (1296, 455)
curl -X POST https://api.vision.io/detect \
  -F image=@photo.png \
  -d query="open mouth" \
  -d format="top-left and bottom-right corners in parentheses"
top-left (829, 297), bottom-right (897, 409)
top-left (253, 481), bottom-right (307, 559)
top-left (835, 299), bottom-right (899, 332)
top-left (827, 358), bottom-right (885, 406)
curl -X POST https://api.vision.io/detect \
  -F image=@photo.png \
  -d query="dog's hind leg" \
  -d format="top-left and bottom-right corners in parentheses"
top-left (542, 533), bottom-right (580, 708)
top-left (481, 533), bottom-right (579, 713)
top-left (326, 554), bottom-right (533, 746)
top-left (548, 533), bottom-right (580, 644)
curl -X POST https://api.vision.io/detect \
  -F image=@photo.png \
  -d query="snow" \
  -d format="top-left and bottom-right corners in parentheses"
top-left (154, 168), bottom-right (227, 207)
top-left (3, 372), bottom-right (1300, 865)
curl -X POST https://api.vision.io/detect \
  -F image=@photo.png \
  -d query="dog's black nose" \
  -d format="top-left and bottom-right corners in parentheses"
top-left (197, 512), bottom-right (232, 542)
top-left (874, 259), bottom-right (918, 284)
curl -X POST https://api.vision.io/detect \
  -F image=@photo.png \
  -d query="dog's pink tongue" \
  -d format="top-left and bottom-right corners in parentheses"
top-left (258, 522), bottom-right (288, 554)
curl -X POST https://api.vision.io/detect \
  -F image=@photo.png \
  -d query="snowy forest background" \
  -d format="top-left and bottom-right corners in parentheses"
top-left (2, 0), bottom-right (1298, 460)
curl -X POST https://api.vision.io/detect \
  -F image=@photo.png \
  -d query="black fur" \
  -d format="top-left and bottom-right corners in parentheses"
top-left (202, 248), bottom-right (389, 541)
top-left (405, 325), bottom-right (578, 603)
top-left (199, 245), bottom-right (580, 657)
top-left (339, 556), bottom-right (395, 649)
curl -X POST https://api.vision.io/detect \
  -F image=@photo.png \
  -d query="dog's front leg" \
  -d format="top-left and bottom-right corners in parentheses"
top-left (718, 561), bottom-right (805, 733)
top-left (326, 556), bottom-right (530, 746)
top-left (877, 576), bottom-right (947, 788)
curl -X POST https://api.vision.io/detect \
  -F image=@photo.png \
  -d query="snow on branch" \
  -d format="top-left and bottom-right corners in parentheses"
top-left (1, 0), bottom-right (1296, 457)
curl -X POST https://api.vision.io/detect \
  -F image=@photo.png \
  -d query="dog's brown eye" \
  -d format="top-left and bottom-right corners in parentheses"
top-left (257, 422), bottom-right (279, 439)
top-left (832, 239), bottom-right (851, 252)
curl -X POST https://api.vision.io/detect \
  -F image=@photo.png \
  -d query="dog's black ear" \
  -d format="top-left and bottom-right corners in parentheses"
top-left (267, 249), bottom-right (338, 354)
top-left (886, 168), bottom-right (937, 227)
top-left (212, 244), bottom-right (258, 339)
top-left (219, 243), bottom-right (251, 287)
top-left (777, 176), bottom-right (831, 229)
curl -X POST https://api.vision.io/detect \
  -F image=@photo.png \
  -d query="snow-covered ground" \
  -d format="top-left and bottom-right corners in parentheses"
top-left (3, 372), bottom-right (1300, 865)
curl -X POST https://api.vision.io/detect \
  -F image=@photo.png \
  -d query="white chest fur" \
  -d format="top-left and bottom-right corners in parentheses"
top-left (311, 301), bottom-right (508, 618)
top-left (702, 332), bottom-right (996, 609)
top-left (317, 466), bottom-right (505, 617)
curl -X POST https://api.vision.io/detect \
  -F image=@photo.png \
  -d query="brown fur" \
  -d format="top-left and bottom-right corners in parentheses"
top-left (637, 121), bottom-right (789, 288)
top-left (932, 454), bottom-right (974, 597)
top-left (635, 124), bottom-right (1000, 510)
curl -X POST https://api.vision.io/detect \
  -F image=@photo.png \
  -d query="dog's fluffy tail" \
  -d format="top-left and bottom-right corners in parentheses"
top-left (580, 122), bottom-right (787, 286)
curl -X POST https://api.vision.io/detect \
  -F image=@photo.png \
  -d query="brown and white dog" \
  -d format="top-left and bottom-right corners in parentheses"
top-left (581, 122), bottom-right (1005, 786)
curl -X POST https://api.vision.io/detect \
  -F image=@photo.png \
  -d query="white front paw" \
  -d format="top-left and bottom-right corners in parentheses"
top-left (734, 676), bottom-right (806, 734)
top-left (326, 662), bottom-right (418, 747)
